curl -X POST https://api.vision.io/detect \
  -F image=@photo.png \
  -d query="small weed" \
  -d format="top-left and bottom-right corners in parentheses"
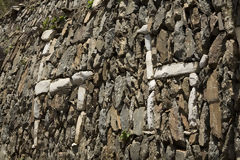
top-left (119, 130), bottom-right (130, 142)
top-left (20, 57), bottom-right (28, 66)
top-left (87, 0), bottom-right (94, 9)
top-left (42, 16), bottom-right (66, 30)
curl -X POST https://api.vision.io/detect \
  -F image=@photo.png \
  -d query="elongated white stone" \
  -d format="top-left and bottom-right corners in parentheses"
top-left (33, 120), bottom-right (40, 148)
top-left (75, 112), bottom-right (86, 144)
top-left (49, 78), bottom-right (72, 94)
top-left (188, 87), bottom-right (198, 128)
top-left (35, 80), bottom-right (51, 95)
top-left (77, 86), bottom-right (86, 111)
top-left (147, 91), bottom-right (155, 129)
top-left (145, 34), bottom-right (152, 51)
top-left (34, 97), bottom-right (40, 119)
top-left (72, 71), bottom-right (94, 85)
top-left (146, 51), bottom-right (154, 79)
top-left (154, 62), bottom-right (199, 78)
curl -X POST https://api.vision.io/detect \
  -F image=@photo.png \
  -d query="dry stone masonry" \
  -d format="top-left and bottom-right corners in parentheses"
top-left (0, 0), bottom-right (240, 159)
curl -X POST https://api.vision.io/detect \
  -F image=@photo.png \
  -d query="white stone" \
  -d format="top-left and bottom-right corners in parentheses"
top-left (35, 80), bottom-right (51, 95)
top-left (136, 25), bottom-right (148, 34)
top-left (77, 86), bottom-right (86, 111)
top-left (49, 78), bottom-right (72, 94)
top-left (188, 87), bottom-right (198, 128)
top-left (148, 80), bottom-right (156, 91)
top-left (92, 0), bottom-right (102, 8)
top-left (154, 62), bottom-right (199, 78)
top-left (145, 34), bottom-right (152, 51)
top-left (147, 91), bottom-right (155, 129)
top-left (199, 54), bottom-right (208, 68)
top-left (189, 73), bottom-right (199, 87)
top-left (42, 42), bottom-right (50, 56)
top-left (75, 112), bottom-right (86, 144)
top-left (41, 29), bottom-right (56, 41)
top-left (72, 71), bottom-right (94, 85)
top-left (33, 120), bottom-right (40, 147)
top-left (146, 51), bottom-right (154, 79)
top-left (37, 60), bottom-right (44, 82)
top-left (34, 97), bottom-right (40, 119)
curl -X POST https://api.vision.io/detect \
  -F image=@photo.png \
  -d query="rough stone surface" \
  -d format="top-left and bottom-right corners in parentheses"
top-left (133, 107), bottom-right (146, 135)
top-left (0, 0), bottom-right (239, 159)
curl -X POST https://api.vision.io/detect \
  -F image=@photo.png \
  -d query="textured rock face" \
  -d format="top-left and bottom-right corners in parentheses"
top-left (0, 0), bottom-right (239, 159)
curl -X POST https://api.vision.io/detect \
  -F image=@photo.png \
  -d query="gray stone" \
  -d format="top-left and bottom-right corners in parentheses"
top-left (185, 28), bottom-right (196, 59)
top-left (77, 86), bottom-right (86, 111)
top-left (152, 6), bottom-right (166, 32)
top-left (154, 62), bottom-right (199, 78)
top-left (41, 30), bottom-right (56, 41)
top-left (133, 107), bottom-right (146, 135)
top-left (72, 26), bottom-right (90, 43)
top-left (208, 138), bottom-right (219, 159)
top-left (156, 29), bottom-right (169, 63)
top-left (49, 78), bottom-right (72, 95)
top-left (56, 46), bottom-right (76, 77)
top-left (114, 75), bottom-right (126, 110)
top-left (35, 80), bottom-right (51, 96)
top-left (120, 105), bottom-right (130, 131)
top-left (72, 71), bottom-right (93, 85)
top-left (188, 87), bottom-right (198, 128)
top-left (130, 141), bottom-right (141, 160)
top-left (99, 109), bottom-right (107, 143)
top-left (199, 103), bottom-right (209, 146)
top-left (174, 21), bottom-right (185, 60)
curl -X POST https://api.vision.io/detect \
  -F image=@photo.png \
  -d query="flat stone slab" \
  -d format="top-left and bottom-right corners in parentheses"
top-left (49, 78), bottom-right (72, 94)
top-left (35, 80), bottom-right (51, 96)
top-left (154, 62), bottom-right (199, 78)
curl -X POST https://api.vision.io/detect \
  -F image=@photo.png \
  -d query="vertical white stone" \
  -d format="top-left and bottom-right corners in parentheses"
top-left (146, 51), bottom-right (154, 79)
top-left (188, 87), bottom-right (198, 128)
top-left (33, 120), bottom-right (40, 148)
top-left (147, 91), bottom-right (155, 129)
top-left (145, 34), bottom-right (152, 51)
top-left (189, 73), bottom-right (199, 87)
top-left (77, 86), bottom-right (86, 111)
top-left (34, 98), bottom-right (40, 119)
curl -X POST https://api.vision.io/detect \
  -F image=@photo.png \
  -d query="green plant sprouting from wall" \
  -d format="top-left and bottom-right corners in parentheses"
top-left (119, 130), bottom-right (131, 142)
top-left (42, 15), bottom-right (66, 30)
top-left (87, 0), bottom-right (94, 9)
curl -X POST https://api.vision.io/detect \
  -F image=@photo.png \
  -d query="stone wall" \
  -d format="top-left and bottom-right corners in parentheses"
top-left (0, 0), bottom-right (240, 159)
